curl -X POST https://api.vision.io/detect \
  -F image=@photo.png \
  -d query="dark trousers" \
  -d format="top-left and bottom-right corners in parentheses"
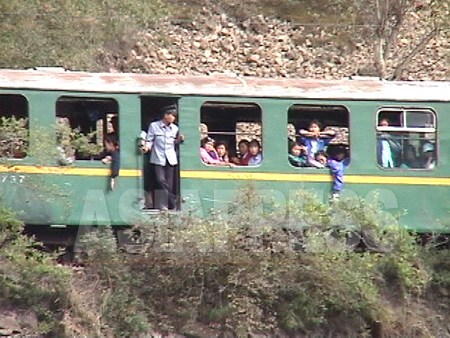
top-left (153, 163), bottom-right (177, 210)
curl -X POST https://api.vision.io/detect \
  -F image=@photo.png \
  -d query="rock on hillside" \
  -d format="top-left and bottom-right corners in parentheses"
top-left (100, 4), bottom-right (449, 80)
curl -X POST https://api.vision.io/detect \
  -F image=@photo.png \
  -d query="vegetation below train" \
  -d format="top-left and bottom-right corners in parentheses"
top-left (0, 188), bottom-right (449, 337)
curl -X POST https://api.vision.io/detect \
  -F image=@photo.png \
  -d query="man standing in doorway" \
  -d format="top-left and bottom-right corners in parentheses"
top-left (142, 104), bottom-right (182, 210)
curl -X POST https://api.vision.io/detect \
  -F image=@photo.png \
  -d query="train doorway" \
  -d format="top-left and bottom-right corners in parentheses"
top-left (140, 97), bottom-right (181, 210)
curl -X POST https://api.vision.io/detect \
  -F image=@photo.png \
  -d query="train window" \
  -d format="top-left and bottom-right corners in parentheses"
top-left (200, 102), bottom-right (262, 166)
top-left (376, 108), bottom-right (436, 170)
top-left (0, 94), bottom-right (28, 159)
top-left (55, 97), bottom-right (118, 162)
top-left (287, 105), bottom-right (350, 168)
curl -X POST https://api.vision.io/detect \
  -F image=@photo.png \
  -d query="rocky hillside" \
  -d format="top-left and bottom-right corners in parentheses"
top-left (101, 2), bottom-right (449, 80)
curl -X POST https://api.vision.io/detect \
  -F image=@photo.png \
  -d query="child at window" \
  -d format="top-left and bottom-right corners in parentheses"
top-left (231, 139), bottom-right (250, 165)
top-left (247, 139), bottom-right (263, 166)
top-left (288, 141), bottom-right (308, 167)
top-left (101, 134), bottom-right (120, 191)
top-left (200, 137), bottom-right (219, 164)
top-left (200, 137), bottom-right (234, 167)
top-left (215, 141), bottom-right (230, 163)
top-left (312, 151), bottom-right (328, 168)
top-left (299, 119), bottom-right (335, 167)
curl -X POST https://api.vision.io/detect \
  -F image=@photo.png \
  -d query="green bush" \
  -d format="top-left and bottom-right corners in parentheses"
top-left (56, 121), bottom-right (103, 160)
top-left (0, 116), bottom-right (28, 158)
top-left (99, 187), bottom-right (430, 336)
top-left (77, 229), bottom-right (151, 336)
top-left (0, 206), bottom-right (70, 336)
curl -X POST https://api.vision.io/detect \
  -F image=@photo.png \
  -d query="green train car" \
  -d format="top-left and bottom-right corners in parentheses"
top-left (0, 69), bottom-right (449, 244)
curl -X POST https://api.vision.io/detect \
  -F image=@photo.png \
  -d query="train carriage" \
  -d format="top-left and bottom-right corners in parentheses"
top-left (0, 68), bottom-right (449, 244)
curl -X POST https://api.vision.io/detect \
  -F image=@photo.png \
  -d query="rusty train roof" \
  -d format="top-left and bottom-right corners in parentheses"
top-left (0, 68), bottom-right (449, 102)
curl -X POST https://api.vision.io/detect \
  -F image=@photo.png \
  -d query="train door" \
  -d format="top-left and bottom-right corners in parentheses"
top-left (140, 96), bottom-right (181, 210)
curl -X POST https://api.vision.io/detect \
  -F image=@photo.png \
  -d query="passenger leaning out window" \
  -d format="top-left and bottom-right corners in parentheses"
top-left (327, 146), bottom-right (349, 201)
top-left (101, 134), bottom-right (120, 191)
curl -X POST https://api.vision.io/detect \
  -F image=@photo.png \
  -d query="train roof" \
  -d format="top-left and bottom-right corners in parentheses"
top-left (0, 68), bottom-right (449, 102)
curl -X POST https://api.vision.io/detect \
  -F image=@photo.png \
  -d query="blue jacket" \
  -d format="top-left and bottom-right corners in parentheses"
top-left (328, 159), bottom-right (344, 193)
top-left (300, 136), bottom-right (331, 157)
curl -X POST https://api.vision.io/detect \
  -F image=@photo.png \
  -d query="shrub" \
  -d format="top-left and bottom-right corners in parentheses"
top-left (0, 116), bottom-right (28, 158)
top-left (107, 187), bottom-right (431, 336)
top-left (0, 206), bottom-right (70, 336)
top-left (77, 229), bottom-right (151, 336)
top-left (56, 121), bottom-right (103, 161)
top-left (1, 185), bottom-right (439, 337)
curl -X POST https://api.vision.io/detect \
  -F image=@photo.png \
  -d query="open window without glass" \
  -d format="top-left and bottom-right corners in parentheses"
top-left (0, 95), bottom-right (28, 159)
top-left (287, 104), bottom-right (350, 169)
top-left (55, 97), bottom-right (118, 163)
top-left (200, 102), bottom-right (262, 167)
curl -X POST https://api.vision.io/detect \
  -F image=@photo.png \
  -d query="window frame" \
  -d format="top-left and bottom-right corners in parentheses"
top-left (375, 107), bottom-right (437, 171)
top-left (199, 101), bottom-right (263, 168)
top-left (287, 103), bottom-right (351, 170)
top-left (55, 96), bottom-right (119, 163)
top-left (0, 94), bottom-right (29, 160)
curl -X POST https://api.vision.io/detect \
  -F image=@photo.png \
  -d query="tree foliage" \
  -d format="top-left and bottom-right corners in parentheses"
top-left (0, 0), bottom-right (167, 70)
top-left (349, 0), bottom-right (450, 78)
top-left (251, 0), bottom-right (449, 79)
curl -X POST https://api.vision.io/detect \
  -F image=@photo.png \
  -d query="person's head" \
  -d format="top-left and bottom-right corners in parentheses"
top-left (104, 133), bottom-right (119, 152)
top-left (308, 119), bottom-right (321, 133)
top-left (379, 118), bottom-right (389, 127)
top-left (201, 137), bottom-right (215, 151)
top-left (315, 151), bottom-right (328, 165)
top-left (162, 104), bottom-right (178, 125)
top-left (215, 141), bottom-right (228, 157)
top-left (328, 145), bottom-right (347, 161)
top-left (238, 139), bottom-right (250, 155)
top-left (290, 142), bottom-right (305, 156)
top-left (248, 139), bottom-right (261, 156)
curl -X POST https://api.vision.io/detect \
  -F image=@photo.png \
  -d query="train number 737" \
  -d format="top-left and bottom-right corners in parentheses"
top-left (1, 174), bottom-right (26, 184)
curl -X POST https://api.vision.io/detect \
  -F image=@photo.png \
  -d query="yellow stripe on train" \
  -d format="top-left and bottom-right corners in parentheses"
top-left (180, 170), bottom-right (450, 186)
top-left (0, 165), bottom-right (449, 186)
top-left (0, 165), bottom-right (140, 177)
